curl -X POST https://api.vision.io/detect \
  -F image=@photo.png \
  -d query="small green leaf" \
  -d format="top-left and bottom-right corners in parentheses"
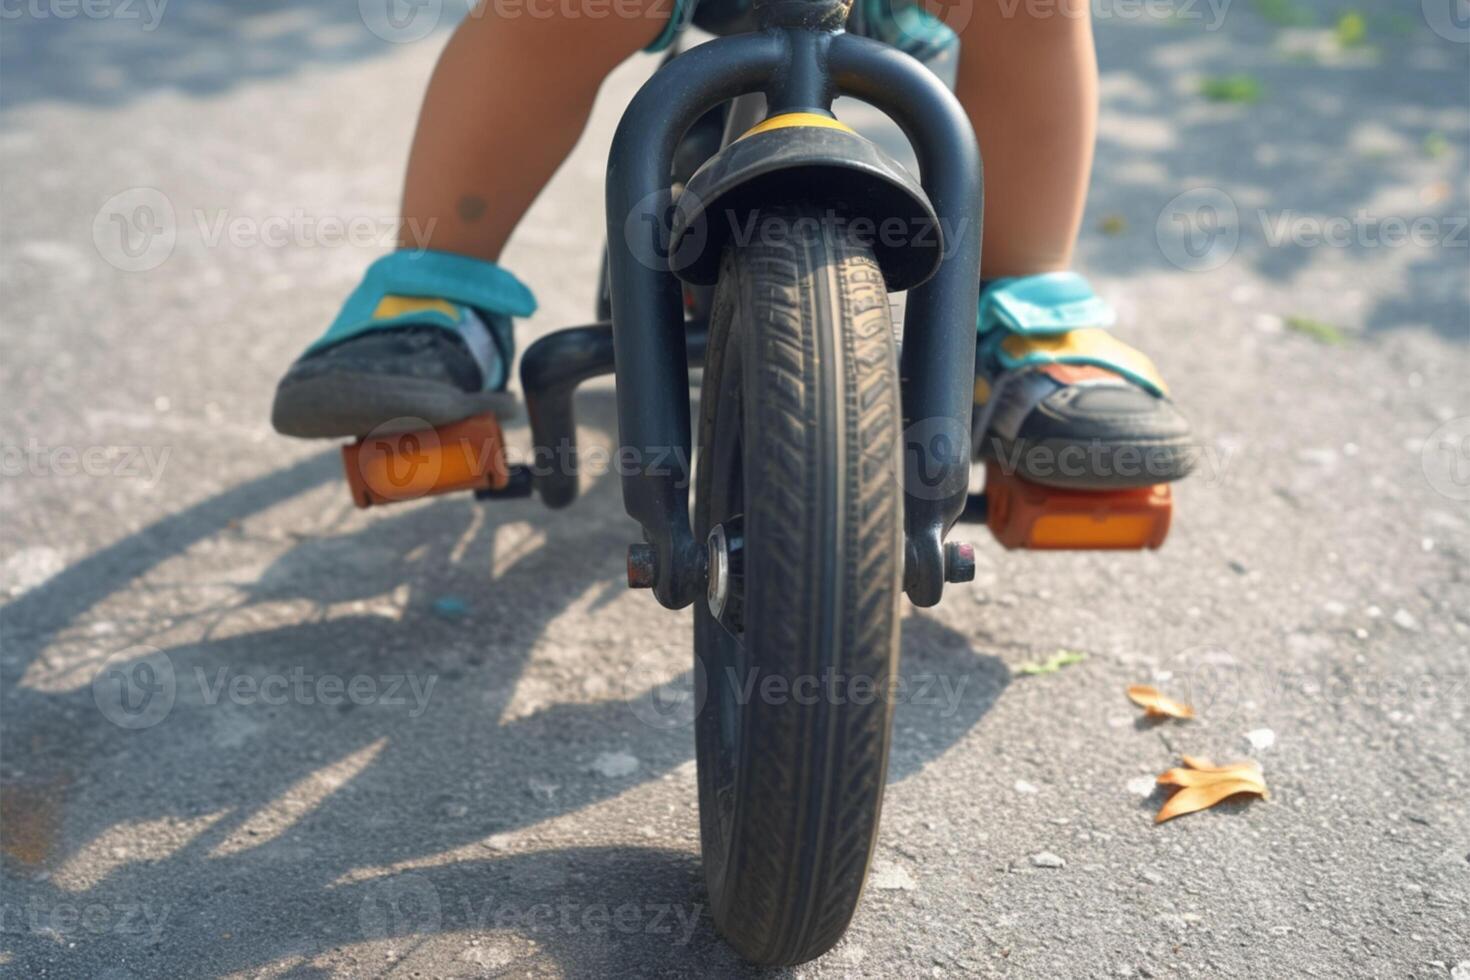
top-left (1423, 131), bottom-right (1449, 159)
top-left (1335, 10), bottom-right (1367, 46)
top-left (1018, 650), bottom-right (1088, 676)
top-left (1283, 315), bottom-right (1347, 345)
top-left (1200, 75), bottom-right (1263, 104)
top-left (1252, 0), bottom-right (1313, 26)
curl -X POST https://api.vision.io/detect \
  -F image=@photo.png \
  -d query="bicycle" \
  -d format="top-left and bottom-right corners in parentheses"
top-left (340, 0), bottom-right (1173, 963)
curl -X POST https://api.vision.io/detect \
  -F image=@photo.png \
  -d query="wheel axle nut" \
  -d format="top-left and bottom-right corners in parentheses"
top-left (944, 541), bottom-right (976, 583)
top-left (626, 543), bottom-right (656, 589)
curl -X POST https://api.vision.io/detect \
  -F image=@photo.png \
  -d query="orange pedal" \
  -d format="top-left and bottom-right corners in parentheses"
top-left (984, 459), bottom-right (1172, 550)
top-left (342, 413), bottom-right (510, 509)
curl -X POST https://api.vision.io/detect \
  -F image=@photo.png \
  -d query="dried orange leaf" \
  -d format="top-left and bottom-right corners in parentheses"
top-left (1126, 684), bottom-right (1195, 719)
top-left (1153, 756), bottom-right (1269, 823)
top-left (1157, 766), bottom-right (1266, 791)
top-left (1154, 777), bottom-right (1268, 823)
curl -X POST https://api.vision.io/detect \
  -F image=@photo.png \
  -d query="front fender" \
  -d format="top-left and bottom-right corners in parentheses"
top-left (668, 119), bottom-right (942, 292)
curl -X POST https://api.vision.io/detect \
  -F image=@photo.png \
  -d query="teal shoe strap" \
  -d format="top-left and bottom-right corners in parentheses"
top-left (978, 272), bottom-right (1115, 337)
top-left (975, 273), bottom-right (1166, 398)
top-left (306, 250), bottom-right (537, 390)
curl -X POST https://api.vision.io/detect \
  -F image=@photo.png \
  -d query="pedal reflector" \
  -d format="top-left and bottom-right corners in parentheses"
top-left (342, 413), bottom-right (510, 509)
top-left (984, 460), bottom-right (1172, 550)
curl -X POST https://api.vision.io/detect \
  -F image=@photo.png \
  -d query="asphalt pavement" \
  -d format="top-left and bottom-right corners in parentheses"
top-left (1, 1), bottom-right (1468, 976)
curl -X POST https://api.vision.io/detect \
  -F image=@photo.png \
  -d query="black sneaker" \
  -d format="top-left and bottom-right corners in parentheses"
top-left (973, 273), bottom-right (1195, 491)
top-left (272, 298), bottom-right (516, 439)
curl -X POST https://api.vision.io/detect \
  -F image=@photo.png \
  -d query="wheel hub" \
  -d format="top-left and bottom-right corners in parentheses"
top-left (705, 518), bottom-right (745, 629)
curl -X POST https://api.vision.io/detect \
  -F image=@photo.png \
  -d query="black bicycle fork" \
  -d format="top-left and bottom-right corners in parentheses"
top-left (604, 0), bottom-right (983, 610)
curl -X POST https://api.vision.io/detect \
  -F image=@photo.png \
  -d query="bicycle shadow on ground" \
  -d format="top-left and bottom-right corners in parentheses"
top-left (0, 392), bottom-right (1009, 977)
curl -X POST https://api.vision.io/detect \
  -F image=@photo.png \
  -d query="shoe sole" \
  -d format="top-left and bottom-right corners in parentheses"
top-left (979, 433), bottom-right (1198, 491)
top-left (272, 372), bottom-right (518, 440)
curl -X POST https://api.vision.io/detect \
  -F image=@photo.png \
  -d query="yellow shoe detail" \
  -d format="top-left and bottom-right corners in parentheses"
top-left (998, 328), bottom-right (1169, 395)
top-left (372, 295), bottom-right (460, 321)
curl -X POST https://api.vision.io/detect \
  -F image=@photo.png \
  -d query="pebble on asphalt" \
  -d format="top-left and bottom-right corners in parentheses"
top-left (431, 595), bottom-right (468, 619)
top-left (870, 860), bottom-right (918, 891)
top-left (1245, 728), bottom-right (1276, 751)
top-left (589, 750), bottom-right (639, 778)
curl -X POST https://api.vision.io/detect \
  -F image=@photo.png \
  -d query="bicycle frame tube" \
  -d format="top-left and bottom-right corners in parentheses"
top-left (606, 15), bottom-right (981, 609)
top-left (829, 32), bottom-right (983, 607)
top-left (606, 31), bottom-right (787, 609)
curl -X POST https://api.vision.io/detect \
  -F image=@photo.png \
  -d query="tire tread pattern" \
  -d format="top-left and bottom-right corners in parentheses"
top-left (695, 207), bottom-right (904, 966)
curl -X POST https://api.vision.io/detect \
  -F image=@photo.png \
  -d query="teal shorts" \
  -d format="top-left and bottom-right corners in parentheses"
top-left (644, 0), bottom-right (698, 52)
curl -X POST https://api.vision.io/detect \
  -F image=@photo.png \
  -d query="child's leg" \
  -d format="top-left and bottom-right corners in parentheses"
top-left (399, 3), bottom-right (674, 258)
top-left (273, 4), bottom-right (671, 439)
top-left (952, 2), bottom-right (1195, 490)
top-left (952, 0), bottom-right (1096, 277)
